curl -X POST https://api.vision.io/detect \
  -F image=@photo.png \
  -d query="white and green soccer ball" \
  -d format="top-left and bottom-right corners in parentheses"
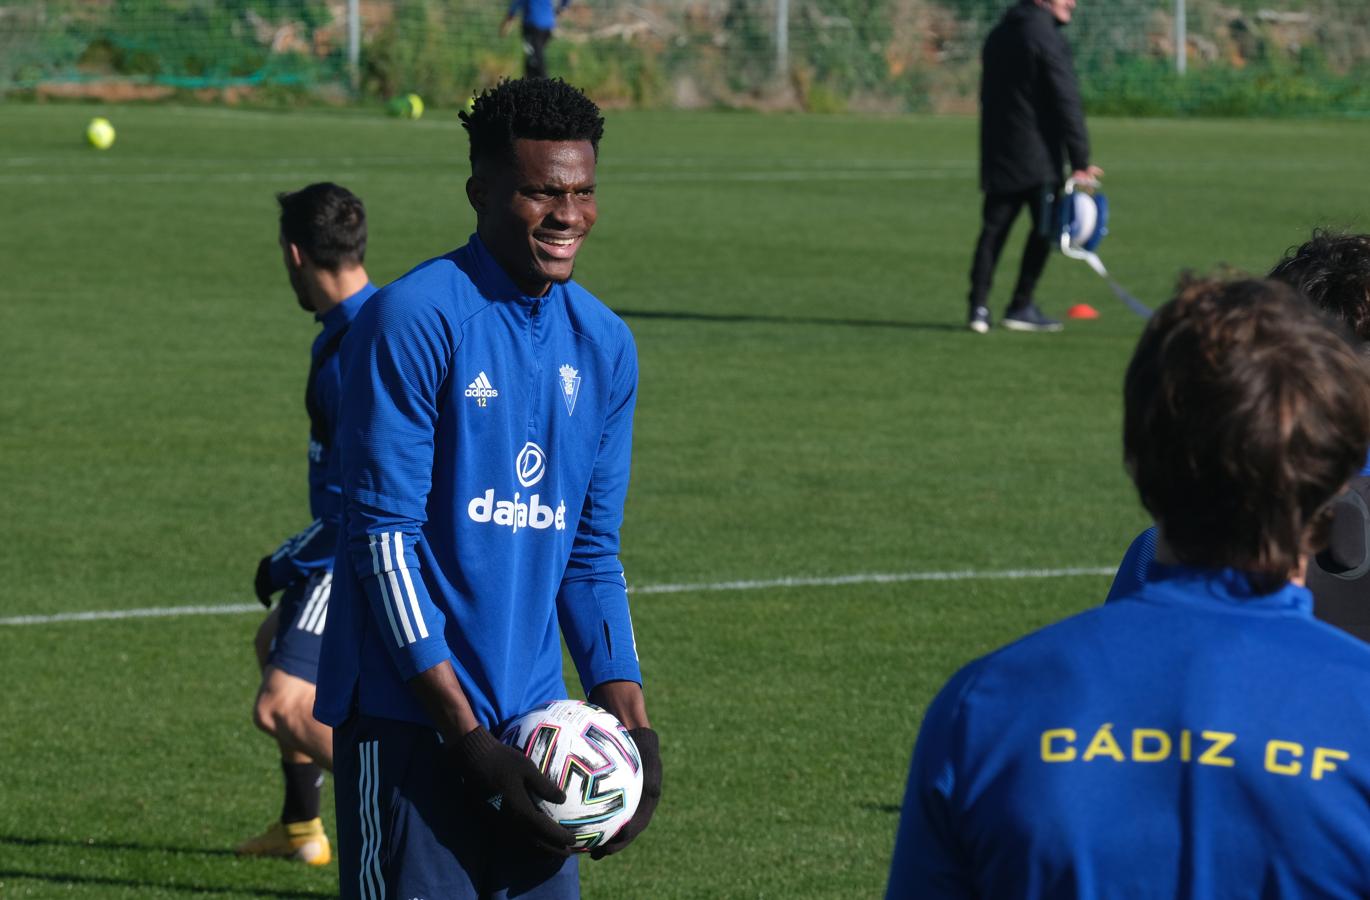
top-left (498, 699), bottom-right (643, 852)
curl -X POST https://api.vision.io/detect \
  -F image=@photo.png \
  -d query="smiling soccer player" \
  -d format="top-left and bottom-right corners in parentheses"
top-left (315, 78), bottom-right (661, 900)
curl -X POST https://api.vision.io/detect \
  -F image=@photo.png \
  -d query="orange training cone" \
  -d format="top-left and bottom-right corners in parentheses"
top-left (1067, 303), bottom-right (1099, 319)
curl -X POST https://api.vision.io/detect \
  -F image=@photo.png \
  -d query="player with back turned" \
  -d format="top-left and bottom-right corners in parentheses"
top-left (238, 182), bottom-right (377, 865)
top-left (889, 276), bottom-right (1370, 896)
top-left (315, 77), bottom-right (662, 899)
top-left (1109, 233), bottom-right (1370, 643)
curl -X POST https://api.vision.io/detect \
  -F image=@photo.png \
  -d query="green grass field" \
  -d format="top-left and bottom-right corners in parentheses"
top-left (2, 102), bottom-right (1369, 898)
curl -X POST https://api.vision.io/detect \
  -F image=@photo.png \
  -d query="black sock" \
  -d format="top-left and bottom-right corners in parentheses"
top-left (281, 761), bottom-right (323, 824)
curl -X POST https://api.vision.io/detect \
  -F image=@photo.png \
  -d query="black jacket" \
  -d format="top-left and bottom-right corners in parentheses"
top-left (979, 1), bottom-right (1090, 194)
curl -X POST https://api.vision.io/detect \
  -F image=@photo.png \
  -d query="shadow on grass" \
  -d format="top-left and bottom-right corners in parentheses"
top-left (613, 308), bottom-right (965, 333)
top-left (0, 836), bottom-right (335, 899)
top-left (0, 834), bottom-right (238, 857)
top-left (0, 868), bottom-right (333, 899)
top-left (860, 801), bottom-right (904, 815)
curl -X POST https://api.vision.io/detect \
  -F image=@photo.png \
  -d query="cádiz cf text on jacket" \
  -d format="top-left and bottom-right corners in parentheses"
top-left (315, 234), bottom-right (642, 731)
top-left (263, 283), bottom-right (377, 593)
top-left (888, 566), bottom-right (1370, 898)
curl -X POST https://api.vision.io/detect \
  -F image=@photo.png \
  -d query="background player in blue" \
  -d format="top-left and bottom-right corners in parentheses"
top-left (888, 277), bottom-right (1370, 897)
top-left (500, 0), bottom-right (569, 78)
top-left (1108, 232), bottom-right (1370, 644)
top-left (238, 182), bottom-right (376, 865)
top-left (316, 78), bottom-right (662, 899)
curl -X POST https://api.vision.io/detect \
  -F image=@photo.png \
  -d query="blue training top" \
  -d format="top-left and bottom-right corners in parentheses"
top-left (315, 235), bottom-right (642, 730)
top-left (264, 283), bottom-right (376, 590)
top-left (507, 0), bottom-right (567, 31)
top-left (887, 565), bottom-right (1370, 898)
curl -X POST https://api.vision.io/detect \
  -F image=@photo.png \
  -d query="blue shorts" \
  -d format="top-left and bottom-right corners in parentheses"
top-left (268, 570), bottom-right (331, 684)
top-left (333, 714), bottom-right (579, 900)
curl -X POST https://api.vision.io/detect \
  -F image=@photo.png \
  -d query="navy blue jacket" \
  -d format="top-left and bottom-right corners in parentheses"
top-left (980, 1), bottom-right (1090, 193)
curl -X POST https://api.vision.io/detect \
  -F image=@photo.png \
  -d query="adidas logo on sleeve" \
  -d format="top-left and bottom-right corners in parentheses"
top-left (465, 371), bottom-right (499, 407)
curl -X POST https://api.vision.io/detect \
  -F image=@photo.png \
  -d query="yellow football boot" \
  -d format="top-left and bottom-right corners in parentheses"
top-left (235, 817), bottom-right (332, 865)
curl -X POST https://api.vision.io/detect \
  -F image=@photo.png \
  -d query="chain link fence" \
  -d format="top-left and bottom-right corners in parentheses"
top-left (3, 0), bottom-right (1368, 114)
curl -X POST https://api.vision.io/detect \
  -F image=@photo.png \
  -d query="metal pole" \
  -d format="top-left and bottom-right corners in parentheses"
top-left (348, 0), bottom-right (361, 93)
top-left (775, 0), bottom-right (789, 79)
top-left (1175, 0), bottom-right (1186, 75)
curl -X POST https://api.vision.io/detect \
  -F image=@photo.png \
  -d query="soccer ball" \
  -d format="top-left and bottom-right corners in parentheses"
top-left (498, 699), bottom-right (643, 852)
top-left (1058, 185), bottom-right (1108, 253)
top-left (86, 117), bottom-right (115, 150)
top-left (387, 93), bottom-right (424, 120)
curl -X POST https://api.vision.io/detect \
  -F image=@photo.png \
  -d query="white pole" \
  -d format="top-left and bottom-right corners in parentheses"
top-left (348, 0), bottom-right (361, 92)
top-left (1175, 0), bottom-right (1186, 75)
top-left (775, 0), bottom-right (789, 79)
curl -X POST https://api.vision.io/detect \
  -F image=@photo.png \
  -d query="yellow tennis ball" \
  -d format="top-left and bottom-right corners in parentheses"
top-left (405, 93), bottom-right (424, 120)
top-left (86, 117), bottom-right (115, 150)
top-left (465, 95), bottom-right (476, 114)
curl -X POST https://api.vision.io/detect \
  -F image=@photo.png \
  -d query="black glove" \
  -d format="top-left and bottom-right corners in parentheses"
top-left (253, 556), bottom-right (277, 607)
top-left (591, 726), bottom-right (661, 859)
top-left (451, 726), bottom-right (576, 857)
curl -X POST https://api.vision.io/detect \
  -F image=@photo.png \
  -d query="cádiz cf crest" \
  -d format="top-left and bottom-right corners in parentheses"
top-left (559, 364), bottom-right (582, 416)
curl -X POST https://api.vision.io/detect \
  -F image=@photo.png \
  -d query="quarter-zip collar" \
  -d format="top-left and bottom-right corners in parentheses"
top-left (466, 232), bottom-right (563, 310)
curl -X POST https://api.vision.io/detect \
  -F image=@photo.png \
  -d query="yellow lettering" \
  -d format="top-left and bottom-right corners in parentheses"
top-left (1132, 729), bottom-right (1171, 762)
top-left (1180, 729), bottom-right (1192, 762)
top-left (1041, 729), bottom-right (1077, 762)
top-left (1264, 740), bottom-right (1302, 776)
top-left (1082, 723), bottom-right (1126, 762)
top-left (1312, 747), bottom-right (1350, 781)
top-left (1199, 731), bottom-right (1237, 767)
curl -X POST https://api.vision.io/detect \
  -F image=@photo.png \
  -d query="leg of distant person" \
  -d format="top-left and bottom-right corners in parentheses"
top-left (1007, 185), bottom-right (1057, 313)
top-left (238, 573), bottom-right (333, 865)
top-left (999, 184), bottom-right (1063, 332)
top-left (967, 191), bottom-right (1026, 330)
top-left (522, 24), bottom-right (551, 78)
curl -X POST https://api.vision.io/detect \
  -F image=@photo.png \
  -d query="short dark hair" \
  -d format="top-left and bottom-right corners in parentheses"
top-left (1268, 231), bottom-right (1370, 344)
top-left (1123, 276), bottom-right (1370, 590)
top-left (276, 182), bottom-right (367, 270)
top-left (459, 77), bottom-right (605, 171)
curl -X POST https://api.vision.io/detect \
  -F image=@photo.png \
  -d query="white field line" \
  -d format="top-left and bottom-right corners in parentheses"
top-left (0, 167), bottom-right (969, 186)
top-left (0, 171), bottom-right (364, 185)
top-left (632, 566), bottom-right (1115, 595)
top-left (0, 156), bottom-right (969, 169)
top-left (0, 566), bottom-right (1114, 627)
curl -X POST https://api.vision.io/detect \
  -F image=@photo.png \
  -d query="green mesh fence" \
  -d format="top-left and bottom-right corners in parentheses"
top-left (0, 0), bottom-right (348, 91)
top-left (2, 0), bottom-right (1369, 115)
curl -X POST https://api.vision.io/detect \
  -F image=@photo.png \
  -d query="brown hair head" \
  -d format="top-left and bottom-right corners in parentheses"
top-left (1268, 231), bottom-right (1370, 344)
top-left (1124, 276), bottom-right (1370, 591)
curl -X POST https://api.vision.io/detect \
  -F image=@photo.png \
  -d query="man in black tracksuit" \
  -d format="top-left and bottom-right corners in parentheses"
top-left (967, 0), bottom-right (1102, 334)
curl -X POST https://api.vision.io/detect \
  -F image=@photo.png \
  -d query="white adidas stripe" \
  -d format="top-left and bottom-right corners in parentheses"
top-left (393, 533), bottom-right (428, 640)
top-left (368, 534), bottom-right (406, 647)
top-left (358, 740), bottom-right (385, 900)
top-left (378, 532), bottom-right (417, 645)
top-left (297, 572), bottom-right (332, 635)
top-left (0, 566), bottom-right (1117, 627)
